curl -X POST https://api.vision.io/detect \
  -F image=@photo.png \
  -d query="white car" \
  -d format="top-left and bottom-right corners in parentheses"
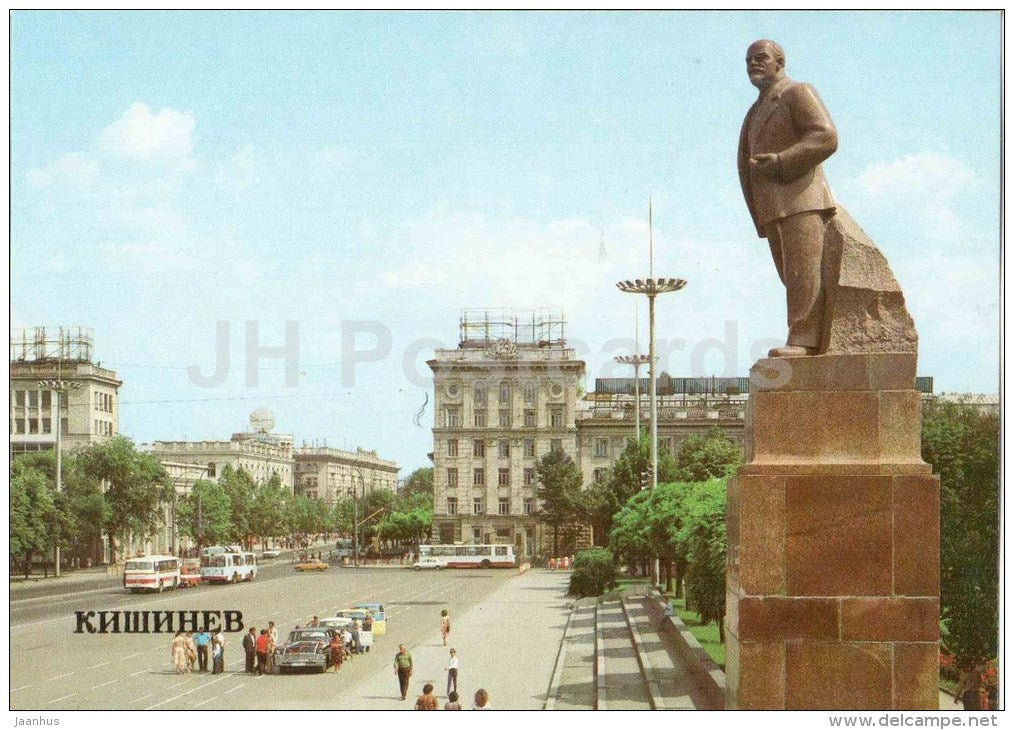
top-left (413, 557), bottom-right (443, 571)
top-left (261, 549), bottom-right (281, 559)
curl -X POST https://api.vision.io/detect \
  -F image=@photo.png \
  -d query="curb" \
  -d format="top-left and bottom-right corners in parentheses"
top-left (621, 597), bottom-right (667, 710)
top-left (543, 601), bottom-right (577, 710)
top-left (595, 601), bottom-right (607, 710)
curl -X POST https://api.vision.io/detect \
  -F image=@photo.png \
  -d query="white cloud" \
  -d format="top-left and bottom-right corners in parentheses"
top-left (27, 151), bottom-right (99, 187)
top-left (851, 151), bottom-right (974, 240)
top-left (378, 264), bottom-right (448, 288)
top-left (99, 102), bottom-right (196, 168)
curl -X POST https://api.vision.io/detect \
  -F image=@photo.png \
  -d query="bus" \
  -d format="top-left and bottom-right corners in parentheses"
top-left (418, 544), bottom-right (516, 569)
top-left (200, 545), bottom-right (258, 583)
top-left (123, 555), bottom-right (181, 593)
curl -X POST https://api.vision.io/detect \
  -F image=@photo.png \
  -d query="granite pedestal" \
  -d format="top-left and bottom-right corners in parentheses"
top-left (725, 353), bottom-right (940, 710)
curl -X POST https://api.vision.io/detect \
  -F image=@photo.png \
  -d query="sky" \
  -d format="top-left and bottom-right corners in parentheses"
top-left (10, 10), bottom-right (1002, 475)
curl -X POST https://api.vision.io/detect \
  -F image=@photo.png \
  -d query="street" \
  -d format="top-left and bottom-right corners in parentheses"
top-left (10, 562), bottom-right (572, 710)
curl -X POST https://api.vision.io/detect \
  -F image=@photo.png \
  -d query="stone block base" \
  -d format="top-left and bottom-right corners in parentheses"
top-left (726, 353), bottom-right (940, 710)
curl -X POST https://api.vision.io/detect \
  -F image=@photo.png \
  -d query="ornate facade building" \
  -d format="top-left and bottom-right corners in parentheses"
top-left (293, 445), bottom-right (399, 504)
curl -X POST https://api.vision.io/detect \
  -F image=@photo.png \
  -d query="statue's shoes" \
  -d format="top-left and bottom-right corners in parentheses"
top-left (767, 345), bottom-right (817, 357)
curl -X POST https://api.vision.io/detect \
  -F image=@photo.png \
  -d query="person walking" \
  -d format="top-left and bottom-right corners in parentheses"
top-left (415, 683), bottom-right (439, 710)
top-left (170, 631), bottom-right (189, 674)
top-left (243, 627), bottom-right (257, 674)
top-left (393, 644), bottom-right (413, 700)
top-left (212, 629), bottom-right (226, 674)
top-left (255, 629), bottom-right (269, 676)
top-left (185, 631), bottom-right (198, 673)
top-left (443, 691), bottom-right (462, 710)
top-left (194, 627), bottom-right (211, 672)
top-left (440, 609), bottom-right (451, 646)
top-left (328, 633), bottom-right (344, 672)
top-left (265, 622), bottom-right (277, 674)
top-left (444, 648), bottom-right (459, 697)
top-left (473, 688), bottom-right (491, 710)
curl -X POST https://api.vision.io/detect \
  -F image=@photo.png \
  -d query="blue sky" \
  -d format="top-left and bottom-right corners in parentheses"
top-left (11, 11), bottom-right (1001, 474)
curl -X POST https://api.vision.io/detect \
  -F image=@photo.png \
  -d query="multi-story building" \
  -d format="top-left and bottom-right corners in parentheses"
top-left (147, 409), bottom-right (295, 492)
top-left (429, 311), bottom-right (585, 557)
top-left (294, 445), bottom-right (399, 503)
top-left (10, 327), bottom-right (121, 458)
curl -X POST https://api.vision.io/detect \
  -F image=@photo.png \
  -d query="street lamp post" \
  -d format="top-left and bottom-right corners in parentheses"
top-left (38, 379), bottom-right (83, 577)
top-left (614, 354), bottom-right (651, 441)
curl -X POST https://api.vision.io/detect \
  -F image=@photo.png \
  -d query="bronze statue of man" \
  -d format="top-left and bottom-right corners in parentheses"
top-left (738, 40), bottom-right (838, 357)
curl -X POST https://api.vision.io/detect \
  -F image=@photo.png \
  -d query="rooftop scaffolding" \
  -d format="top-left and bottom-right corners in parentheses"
top-left (459, 309), bottom-right (566, 348)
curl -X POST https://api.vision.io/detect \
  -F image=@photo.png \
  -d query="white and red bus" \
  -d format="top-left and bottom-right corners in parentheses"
top-left (123, 555), bottom-right (181, 592)
top-left (419, 544), bottom-right (516, 568)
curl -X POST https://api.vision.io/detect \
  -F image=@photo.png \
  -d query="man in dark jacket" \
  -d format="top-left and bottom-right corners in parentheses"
top-left (242, 627), bottom-right (257, 673)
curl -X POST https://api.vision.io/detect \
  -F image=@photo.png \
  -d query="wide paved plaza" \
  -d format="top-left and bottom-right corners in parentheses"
top-left (10, 563), bottom-right (572, 710)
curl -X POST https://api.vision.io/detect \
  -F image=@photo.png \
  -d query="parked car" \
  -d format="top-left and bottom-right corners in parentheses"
top-left (295, 558), bottom-right (329, 572)
top-left (413, 557), bottom-right (442, 571)
top-left (261, 549), bottom-right (281, 559)
top-left (273, 627), bottom-right (339, 673)
top-left (353, 603), bottom-right (387, 637)
top-left (333, 610), bottom-right (374, 652)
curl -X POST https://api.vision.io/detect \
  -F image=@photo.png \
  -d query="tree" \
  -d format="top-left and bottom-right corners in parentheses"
top-left (76, 437), bottom-right (172, 562)
top-left (608, 490), bottom-right (653, 573)
top-left (250, 474), bottom-right (287, 548)
top-left (682, 480), bottom-right (728, 640)
top-left (922, 399), bottom-right (999, 669)
top-left (673, 427), bottom-right (742, 482)
top-left (569, 548), bottom-right (618, 597)
top-left (534, 449), bottom-right (584, 556)
top-left (218, 465), bottom-right (256, 549)
top-left (177, 480), bottom-right (232, 547)
top-left (10, 458), bottom-right (57, 577)
top-left (401, 467), bottom-right (434, 499)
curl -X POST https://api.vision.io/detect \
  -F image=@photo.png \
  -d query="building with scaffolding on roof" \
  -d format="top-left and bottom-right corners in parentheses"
top-left (9, 326), bottom-right (122, 459)
top-left (428, 309), bottom-right (586, 557)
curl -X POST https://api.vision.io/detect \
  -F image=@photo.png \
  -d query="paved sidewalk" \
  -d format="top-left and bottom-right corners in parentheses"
top-left (331, 568), bottom-right (573, 709)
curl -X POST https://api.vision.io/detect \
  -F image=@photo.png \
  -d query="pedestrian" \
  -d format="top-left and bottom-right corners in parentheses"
top-left (444, 691), bottom-right (462, 710)
top-left (445, 648), bottom-right (459, 696)
top-left (329, 632), bottom-right (344, 672)
top-left (185, 631), bottom-right (198, 672)
top-left (473, 688), bottom-right (491, 710)
top-left (170, 631), bottom-right (189, 674)
top-left (549, 557), bottom-right (557, 570)
top-left (440, 609), bottom-right (451, 646)
top-left (350, 621), bottom-right (361, 654)
top-left (309, 615), bottom-right (320, 627)
top-left (393, 644), bottom-right (413, 700)
top-left (243, 627), bottom-right (257, 673)
top-left (194, 627), bottom-right (211, 672)
top-left (266, 621), bottom-right (278, 673)
top-left (955, 661), bottom-right (985, 711)
top-left (415, 683), bottom-right (439, 710)
top-left (255, 629), bottom-right (269, 676)
top-left (212, 628), bottom-right (226, 674)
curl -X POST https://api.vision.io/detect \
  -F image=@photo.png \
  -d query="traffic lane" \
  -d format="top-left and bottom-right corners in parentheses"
top-left (195, 572), bottom-right (496, 709)
top-left (9, 559), bottom-right (319, 626)
top-left (10, 567), bottom-right (512, 710)
top-left (327, 569), bottom-right (572, 710)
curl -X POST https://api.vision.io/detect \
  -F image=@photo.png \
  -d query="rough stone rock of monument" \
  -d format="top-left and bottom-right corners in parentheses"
top-left (819, 206), bottom-right (919, 355)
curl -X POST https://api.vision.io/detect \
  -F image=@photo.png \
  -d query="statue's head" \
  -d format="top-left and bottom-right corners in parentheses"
top-left (746, 39), bottom-right (785, 89)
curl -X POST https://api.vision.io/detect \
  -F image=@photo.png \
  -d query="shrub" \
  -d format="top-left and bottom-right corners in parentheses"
top-left (568, 548), bottom-right (617, 597)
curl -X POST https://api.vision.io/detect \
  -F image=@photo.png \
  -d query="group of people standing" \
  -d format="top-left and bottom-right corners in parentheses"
top-left (170, 628), bottom-right (226, 675)
top-left (241, 622), bottom-right (279, 676)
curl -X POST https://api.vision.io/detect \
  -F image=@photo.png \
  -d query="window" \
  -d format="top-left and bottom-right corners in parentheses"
top-left (496, 527), bottom-right (510, 539)
top-left (41, 418), bottom-right (51, 434)
top-left (473, 498), bottom-right (484, 515)
top-left (41, 391), bottom-right (51, 409)
top-left (523, 498), bottom-right (534, 515)
top-left (447, 439), bottom-right (458, 457)
top-left (473, 439), bottom-right (485, 457)
top-left (207, 463), bottom-right (217, 478)
top-left (499, 409), bottom-right (511, 427)
top-left (595, 438), bottom-right (608, 457)
top-left (523, 409), bottom-right (536, 427)
top-left (499, 383), bottom-right (511, 404)
top-left (447, 497), bottom-right (458, 515)
top-left (523, 467), bottom-right (535, 486)
top-left (499, 498), bottom-right (511, 515)
top-left (445, 407), bottom-right (461, 428)
top-left (447, 468), bottom-right (459, 487)
top-left (474, 382), bottom-right (487, 405)
top-left (550, 439), bottom-right (563, 452)
top-left (498, 439), bottom-right (510, 458)
top-left (14, 418), bottom-right (25, 434)
top-left (498, 468), bottom-right (510, 486)
top-left (473, 468), bottom-right (485, 486)
top-left (29, 419), bottom-right (39, 434)
top-left (524, 382), bottom-right (536, 403)
top-left (15, 391), bottom-right (25, 407)
top-left (474, 409), bottom-right (487, 427)
top-left (523, 439), bottom-right (535, 457)
top-left (472, 526), bottom-right (482, 542)
top-left (28, 391), bottom-right (39, 408)
top-left (549, 407), bottom-right (564, 428)
top-left (594, 468), bottom-right (608, 483)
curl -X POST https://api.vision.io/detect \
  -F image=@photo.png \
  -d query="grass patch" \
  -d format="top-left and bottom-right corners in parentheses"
top-left (670, 597), bottom-right (725, 669)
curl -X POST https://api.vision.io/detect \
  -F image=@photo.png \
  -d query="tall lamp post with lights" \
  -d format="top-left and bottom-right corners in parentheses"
top-left (38, 378), bottom-right (83, 577)
top-left (616, 202), bottom-right (686, 586)
top-left (614, 354), bottom-right (651, 441)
